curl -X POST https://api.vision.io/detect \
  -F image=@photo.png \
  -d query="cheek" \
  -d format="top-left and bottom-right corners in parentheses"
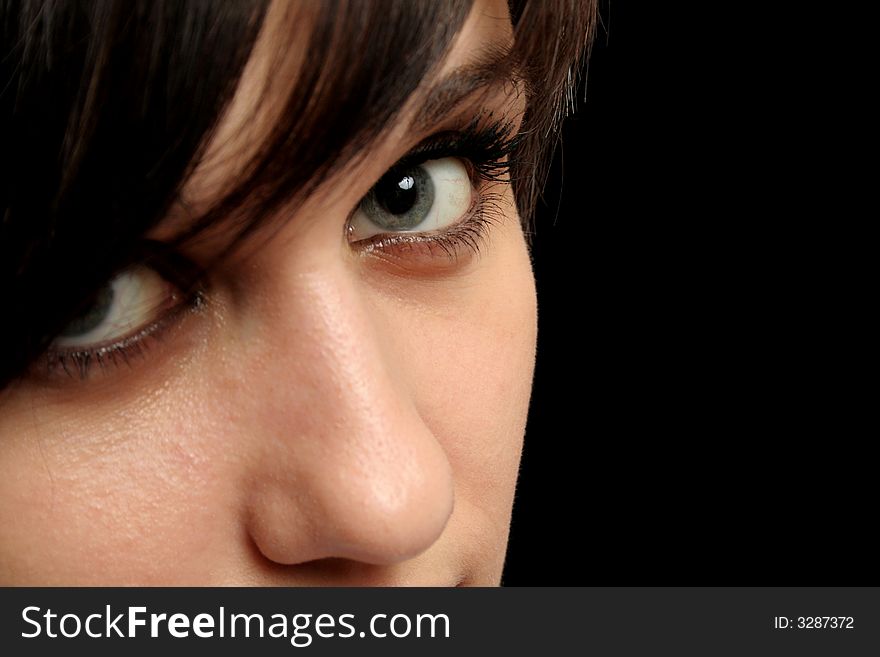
top-left (369, 219), bottom-right (537, 519)
top-left (0, 211), bottom-right (537, 584)
top-left (0, 387), bottom-right (238, 584)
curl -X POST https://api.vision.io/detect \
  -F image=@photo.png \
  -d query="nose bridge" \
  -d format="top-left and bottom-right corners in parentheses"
top-left (243, 266), bottom-right (455, 567)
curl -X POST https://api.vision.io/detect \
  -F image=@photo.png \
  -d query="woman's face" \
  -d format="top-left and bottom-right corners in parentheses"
top-left (0, 0), bottom-right (536, 585)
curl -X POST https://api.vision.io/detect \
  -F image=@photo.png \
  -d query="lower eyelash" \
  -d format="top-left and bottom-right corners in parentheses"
top-left (352, 186), bottom-right (507, 261)
top-left (349, 114), bottom-right (518, 262)
top-left (41, 292), bottom-right (204, 381)
top-left (39, 120), bottom-right (515, 380)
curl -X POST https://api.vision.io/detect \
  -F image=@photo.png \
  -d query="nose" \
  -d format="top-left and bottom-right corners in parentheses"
top-left (239, 265), bottom-right (455, 567)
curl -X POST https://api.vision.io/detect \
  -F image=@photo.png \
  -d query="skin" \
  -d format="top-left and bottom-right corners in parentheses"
top-left (0, 0), bottom-right (536, 585)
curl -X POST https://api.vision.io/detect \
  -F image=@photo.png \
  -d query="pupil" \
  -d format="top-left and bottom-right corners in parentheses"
top-left (359, 163), bottom-right (434, 231)
top-left (377, 170), bottom-right (418, 215)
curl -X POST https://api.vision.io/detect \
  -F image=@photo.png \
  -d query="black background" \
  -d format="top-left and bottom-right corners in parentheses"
top-left (502, 1), bottom-right (872, 585)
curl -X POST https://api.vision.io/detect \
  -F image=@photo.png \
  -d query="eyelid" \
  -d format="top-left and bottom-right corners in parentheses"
top-left (137, 240), bottom-right (208, 297)
top-left (350, 116), bottom-right (518, 220)
top-left (345, 111), bottom-right (518, 262)
top-left (37, 247), bottom-right (207, 382)
top-left (351, 192), bottom-right (506, 275)
top-left (409, 44), bottom-right (520, 132)
top-left (400, 116), bottom-right (518, 165)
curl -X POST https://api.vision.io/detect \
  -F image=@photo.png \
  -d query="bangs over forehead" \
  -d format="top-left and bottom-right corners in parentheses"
top-left (179, 0), bottom-right (478, 248)
top-left (0, 0), bottom-right (595, 386)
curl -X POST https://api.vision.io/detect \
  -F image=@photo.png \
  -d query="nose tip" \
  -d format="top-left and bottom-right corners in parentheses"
top-left (248, 426), bottom-right (455, 567)
top-left (315, 442), bottom-right (456, 565)
top-left (239, 269), bottom-right (456, 571)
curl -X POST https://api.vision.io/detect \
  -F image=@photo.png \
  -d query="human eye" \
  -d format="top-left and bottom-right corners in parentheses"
top-left (40, 250), bottom-right (204, 380)
top-left (346, 116), bottom-right (518, 261)
top-left (350, 157), bottom-right (472, 238)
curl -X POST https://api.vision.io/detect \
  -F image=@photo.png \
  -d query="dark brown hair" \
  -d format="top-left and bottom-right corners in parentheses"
top-left (0, 0), bottom-right (596, 388)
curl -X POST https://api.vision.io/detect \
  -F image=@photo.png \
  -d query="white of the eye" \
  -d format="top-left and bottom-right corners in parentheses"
top-left (349, 156), bottom-right (473, 240)
top-left (53, 267), bottom-right (169, 348)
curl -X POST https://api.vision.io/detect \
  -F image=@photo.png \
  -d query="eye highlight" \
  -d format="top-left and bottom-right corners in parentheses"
top-left (33, 115), bottom-right (519, 383)
top-left (346, 116), bottom-right (518, 260)
top-left (349, 157), bottom-right (473, 240)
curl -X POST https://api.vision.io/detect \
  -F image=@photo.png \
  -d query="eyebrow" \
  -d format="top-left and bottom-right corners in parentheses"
top-left (411, 43), bottom-right (520, 133)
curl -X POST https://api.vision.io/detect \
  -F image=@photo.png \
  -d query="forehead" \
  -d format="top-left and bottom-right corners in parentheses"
top-left (174, 0), bottom-right (515, 223)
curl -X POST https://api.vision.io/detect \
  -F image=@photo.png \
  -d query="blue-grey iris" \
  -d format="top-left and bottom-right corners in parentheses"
top-left (59, 283), bottom-right (115, 337)
top-left (360, 164), bottom-right (435, 231)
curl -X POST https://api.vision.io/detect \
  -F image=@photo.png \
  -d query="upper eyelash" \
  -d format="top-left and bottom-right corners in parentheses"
top-left (349, 115), bottom-right (518, 259)
top-left (39, 117), bottom-right (518, 380)
top-left (396, 115), bottom-right (519, 182)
